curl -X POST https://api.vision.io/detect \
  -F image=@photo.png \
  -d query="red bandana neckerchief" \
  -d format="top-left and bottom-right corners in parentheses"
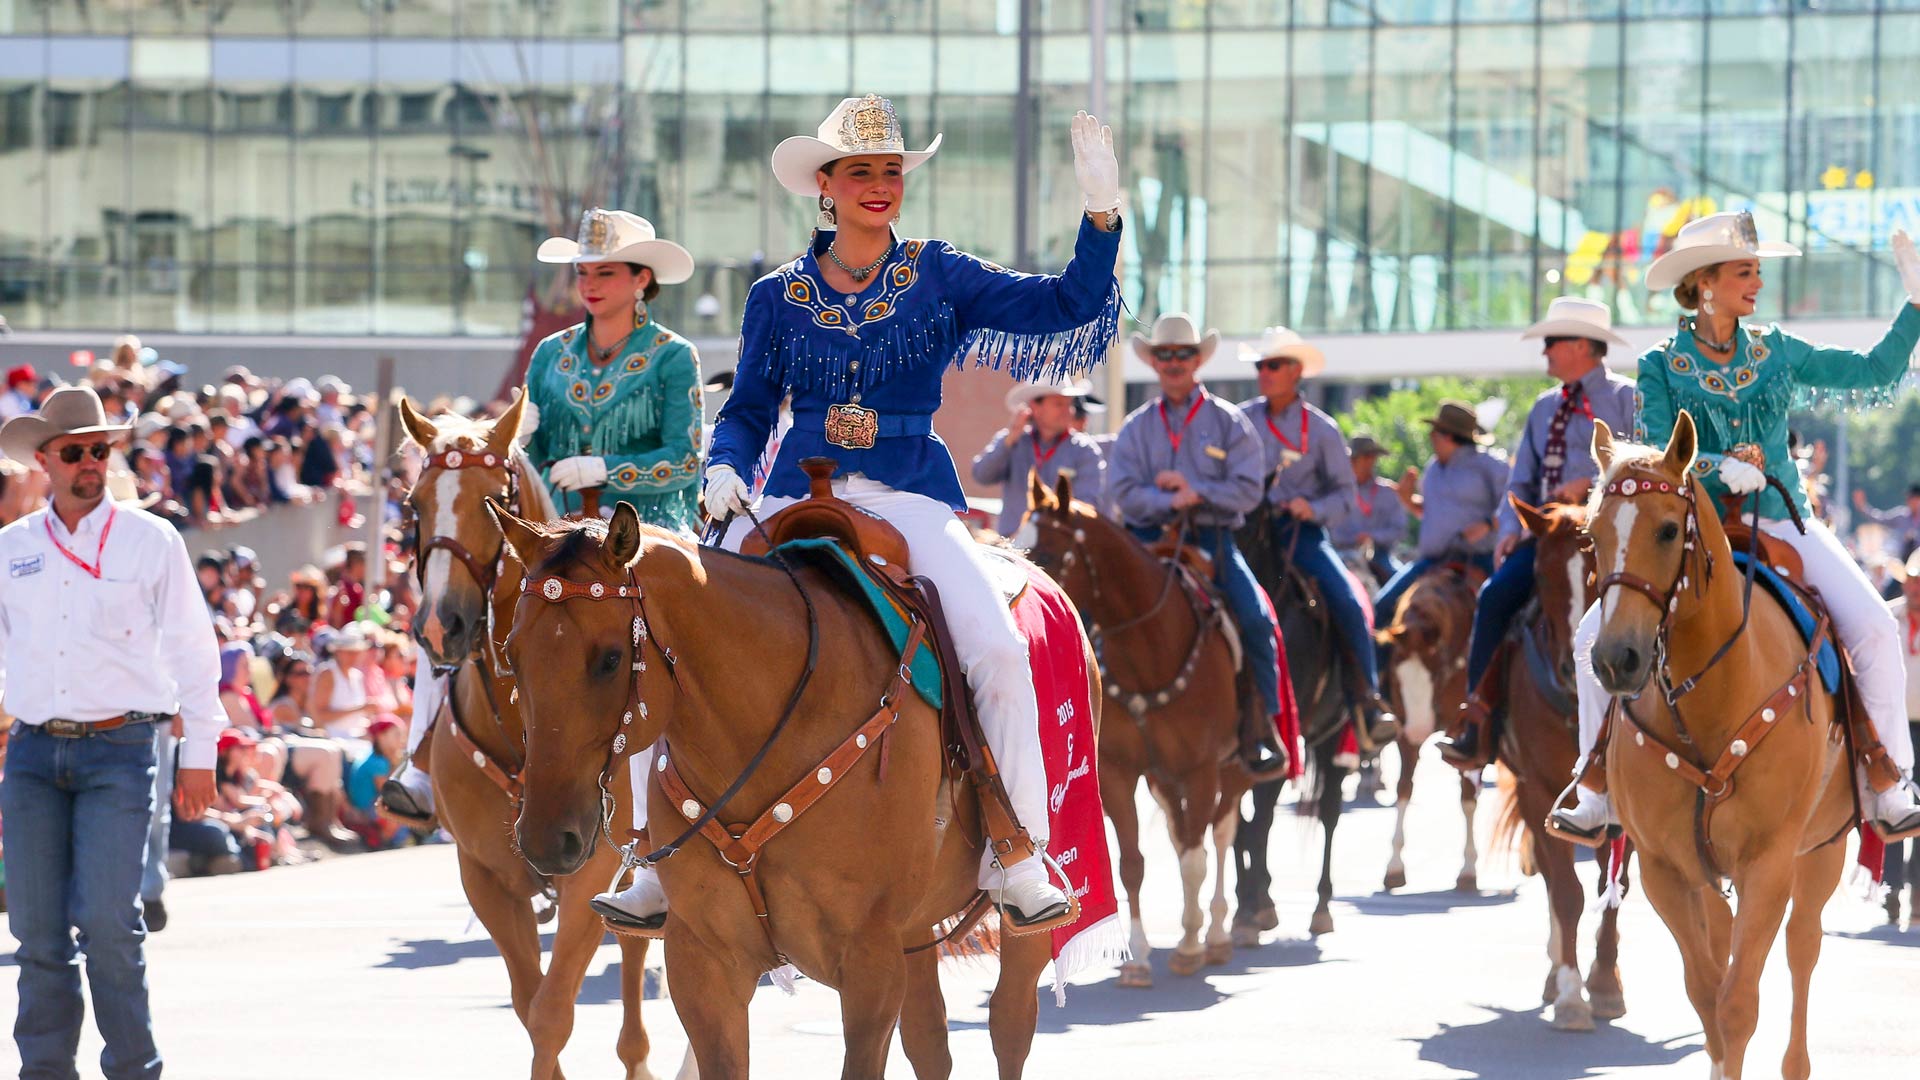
top-left (1158, 393), bottom-right (1206, 453)
top-left (1031, 429), bottom-right (1068, 468)
top-left (45, 504), bottom-right (116, 580)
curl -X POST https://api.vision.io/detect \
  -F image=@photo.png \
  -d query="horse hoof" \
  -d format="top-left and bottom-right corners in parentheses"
top-left (1383, 867), bottom-right (1407, 891)
top-left (1231, 924), bottom-right (1262, 948)
top-left (1551, 999), bottom-right (1595, 1032)
top-left (1308, 909), bottom-right (1334, 936)
top-left (1168, 949), bottom-right (1205, 977)
top-left (1589, 991), bottom-right (1626, 1019)
top-left (1254, 904), bottom-right (1279, 932)
top-left (1117, 962), bottom-right (1153, 989)
top-left (1455, 873), bottom-right (1478, 893)
top-left (1205, 941), bottom-right (1234, 966)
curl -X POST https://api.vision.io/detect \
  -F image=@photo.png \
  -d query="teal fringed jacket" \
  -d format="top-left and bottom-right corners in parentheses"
top-left (523, 310), bottom-right (705, 532)
top-left (1634, 304), bottom-right (1920, 520)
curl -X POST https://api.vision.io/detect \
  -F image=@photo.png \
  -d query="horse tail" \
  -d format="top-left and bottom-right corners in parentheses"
top-left (1488, 766), bottom-right (1536, 878)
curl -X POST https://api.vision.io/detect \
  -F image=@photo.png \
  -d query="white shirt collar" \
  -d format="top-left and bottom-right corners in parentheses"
top-left (48, 497), bottom-right (114, 541)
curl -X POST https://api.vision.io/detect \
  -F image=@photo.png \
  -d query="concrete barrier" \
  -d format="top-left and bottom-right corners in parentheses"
top-left (175, 488), bottom-right (382, 589)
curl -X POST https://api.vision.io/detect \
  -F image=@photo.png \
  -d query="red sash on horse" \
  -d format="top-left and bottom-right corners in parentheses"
top-left (1255, 584), bottom-right (1306, 782)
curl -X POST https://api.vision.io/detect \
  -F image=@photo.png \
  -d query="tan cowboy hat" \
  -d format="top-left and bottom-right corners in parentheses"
top-left (0, 385), bottom-right (132, 463)
top-left (1423, 399), bottom-right (1493, 445)
top-left (1645, 210), bottom-right (1800, 292)
top-left (1129, 312), bottom-right (1220, 364)
top-left (1236, 325), bottom-right (1325, 378)
top-left (771, 94), bottom-right (943, 198)
top-left (1520, 296), bottom-right (1629, 347)
top-left (1004, 378), bottom-right (1092, 412)
top-left (1348, 433), bottom-right (1387, 458)
top-left (537, 208), bottom-right (695, 286)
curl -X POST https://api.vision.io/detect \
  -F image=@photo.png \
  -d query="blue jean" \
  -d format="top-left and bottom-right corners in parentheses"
top-left (1, 721), bottom-right (164, 1080)
top-left (1374, 553), bottom-right (1495, 671)
top-left (1466, 540), bottom-right (1536, 688)
top-left (142, 727), bottom-right (176, 903)
top-left (1131, 524), bottom-right (1281, 717)
top-left (1889, 722), bottom-right (1920, 892)
top-left (1269, 520), bottom-right (1379, 691)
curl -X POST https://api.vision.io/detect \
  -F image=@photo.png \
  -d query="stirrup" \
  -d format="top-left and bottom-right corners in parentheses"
top-left (593, 900), bottom-right (668, 939)
top-left (376, 781), bottom-right (436, 831)
top-left (1542, 776), bottom-right (1614, 850)
top-left (992, 853), bottom-right (1080, 937)
top-left (1437, 700), bottom-right (1492, 770)
top-left (1867, 809), bottom-right (1920, 844)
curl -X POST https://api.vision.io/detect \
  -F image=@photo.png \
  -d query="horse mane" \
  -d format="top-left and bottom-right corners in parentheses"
top-left (418, 410), bottom-right (559, 522)
top-left (517, 514), bottom-right (702, 578)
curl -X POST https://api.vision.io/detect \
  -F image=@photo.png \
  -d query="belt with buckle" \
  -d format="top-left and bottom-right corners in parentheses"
top-left (799, 406), bottom-right (934, 451)
top-left (41, 713), bottom-right (166, 738)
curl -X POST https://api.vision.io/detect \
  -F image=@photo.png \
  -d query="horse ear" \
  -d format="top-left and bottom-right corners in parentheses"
top-left (1054, 470), bottom-right (1075, 509)
top-left (1591, 418), bottom-right (1616, 475)
top-left (486, 496), bottom-right (542, 564)
top-left (1664, 410), bottom-right (1699, 478)
top-left (606, 501), bottom-right (644, 570)
top-left (1509, 493), bottom-right (1552, 538)
top-left (1029, 470), bottom-right (1055, 512)
top-left (487, 388), bottom-right (528, 456)
top-left (398, 397), bottom-right (438, 450)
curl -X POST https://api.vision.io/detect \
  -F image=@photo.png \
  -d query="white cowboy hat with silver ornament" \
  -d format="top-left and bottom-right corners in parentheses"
top-left (1236, 325), bottom-right (1326, 378)
top-left (1520, 296), bottom-right (1629, 347)
top-left (1004, 378), bottom-right (1093, 413)
top-left (772, 94), bottom-right (943, 198)
top-left (1129, 312), bottom-right (1221, 364)
top-left (536, 208), bottom-right (695, 286)
top-left (1644, 210), bottom-right (1800, 292)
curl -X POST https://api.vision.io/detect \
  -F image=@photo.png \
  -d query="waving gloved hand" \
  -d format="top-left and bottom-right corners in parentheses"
top-left (704, 464), bottom-right (749, 518)
top-left (1894, 229), bottom-right (1920, 306)
top-left (550, 455), bottom-right (607, 492)
top-left (1070, 111), bottom-right (1121, 214)
top-left (1717, 456), bottom-right (1766, 495)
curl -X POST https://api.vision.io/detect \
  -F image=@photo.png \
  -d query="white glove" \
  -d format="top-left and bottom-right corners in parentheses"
top-left (704, 464), bottom-right (749, 518)
top-left (550, 455), bottom-right (607, 492)
top-left (515, 398), bottom-right (540, 449)
top-left (1894, 229), bottom-right (1920, 305)
top-left (1070, 111), bottom-right (1121, 214)
top-left (1717, 456), bottom-right (1766, 495)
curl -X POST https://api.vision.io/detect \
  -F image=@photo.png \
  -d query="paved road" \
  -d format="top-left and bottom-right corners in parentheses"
top-left (6, 749), bottom-right (1919, 1078)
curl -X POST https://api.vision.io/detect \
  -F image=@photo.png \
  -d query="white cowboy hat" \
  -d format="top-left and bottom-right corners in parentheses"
top-left (1520, 296), bottom-right (1629, 346)
top-left (537, 208), bottom-right (695, 286)
top-left (1004, 378), bottom-right (1092, 412)
top-left (0, 385), bottom-right (132, 463)
top-left (1645, 210), bottom-right (1800, 292)
top-left (771, 94), bottom-right (943, 198)
top-left (1236, 325), bottom-right (1326, 378)
top-left (1129, 312), bottom-right (1221, 364)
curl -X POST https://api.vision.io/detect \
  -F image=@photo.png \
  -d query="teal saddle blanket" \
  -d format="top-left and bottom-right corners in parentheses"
top-left (1731, 552), bottom-right (1841, 694)
top-left (769, 538), bottom-right (944, 709)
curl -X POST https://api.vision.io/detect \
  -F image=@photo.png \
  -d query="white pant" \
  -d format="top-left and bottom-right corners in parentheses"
top-left (629, 475), bottom-right (1049, 887)
top-left (1576, 517), bottom-right (1914, 774)
top-left (407, 647), bottom-right (448, 758)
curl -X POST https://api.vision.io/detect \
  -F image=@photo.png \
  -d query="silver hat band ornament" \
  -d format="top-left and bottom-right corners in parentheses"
top-left (577, 209), bottom-right (618, 258)
top-left (838, 94), bottom-right (904, 154)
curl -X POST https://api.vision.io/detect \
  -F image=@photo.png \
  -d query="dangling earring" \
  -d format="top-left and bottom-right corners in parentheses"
top-left (1700, 286), bottom-right (1715, 317)
top-left (634, 295), bottom-right (649, 327)
top-left (817, 195), bottom-right (837, 232)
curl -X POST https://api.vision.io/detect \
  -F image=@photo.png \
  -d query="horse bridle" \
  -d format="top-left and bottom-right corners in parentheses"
top-left (414, 447), bottom-right (519, 677)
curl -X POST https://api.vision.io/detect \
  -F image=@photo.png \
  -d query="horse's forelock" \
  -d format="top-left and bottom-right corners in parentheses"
top-left (422, 412), bottom-right (494, 453)
top-left (1586, 442), bottom-right (1672, 521)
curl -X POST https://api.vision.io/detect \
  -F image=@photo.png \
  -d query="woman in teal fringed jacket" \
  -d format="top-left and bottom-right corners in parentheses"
top-left (523, 208), bottom-right (704, 532)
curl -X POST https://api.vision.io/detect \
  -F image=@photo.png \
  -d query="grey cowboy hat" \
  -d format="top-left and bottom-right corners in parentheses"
top-left (0, 385), bottom-right (131, 463)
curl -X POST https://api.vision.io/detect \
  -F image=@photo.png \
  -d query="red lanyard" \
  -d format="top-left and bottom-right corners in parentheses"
top-left (1264, 402), bottom-right (1309, 456)
top-left (45, 505), bottom-right (116, 580)
top-left (1030, 430), bottom-right (1067, 468)
top-left (1159, 394), bottom-right (1205, 452)
top-left (1357, 484), bottom-right (1376, 517)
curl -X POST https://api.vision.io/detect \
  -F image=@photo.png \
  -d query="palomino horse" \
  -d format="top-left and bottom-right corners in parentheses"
top-left (493, 501), bottom-right (1090, 1080)
top-left (1023, 474), bottom-right (1247, 985)
top-left (399, 396), bottom-right (662, 1080)
top-left (1489, 498), bottom-right (1626, 1032)
top-left (1586, 413), bottom-right (1850, 1080)
top-left (1235, 503), bottom-right (1355, 938)
top-left (1376, 566), bottom-right (1483, 893)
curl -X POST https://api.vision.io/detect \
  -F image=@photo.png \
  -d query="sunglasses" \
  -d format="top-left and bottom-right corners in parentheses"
top-left (1254, 358), bottom-right (1300, 372)
top-left (56, 442), bottom-right (112, 464)
top-left (1151, 345), bottom-right (1201, 362)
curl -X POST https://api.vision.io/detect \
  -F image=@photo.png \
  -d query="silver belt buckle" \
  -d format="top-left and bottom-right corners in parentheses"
top-left (824, 403), bottom-right (879, 450)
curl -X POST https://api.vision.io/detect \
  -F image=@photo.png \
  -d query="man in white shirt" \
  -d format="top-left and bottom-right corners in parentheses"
top-left (0, 385), bottom-right (222, 1080)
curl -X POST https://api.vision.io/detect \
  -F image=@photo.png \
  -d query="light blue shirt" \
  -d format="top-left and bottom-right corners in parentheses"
top-left (1108, 387), bottom-right (1264, 530)
top-left (971, 426), bottom-right (1107, 534)
top-left (1415, 446), bottom-right (1509, 560)
top-left (1238, 395), bottom-right (1354, 528)
top-left (1496, 364), bottom-right (1638, 543)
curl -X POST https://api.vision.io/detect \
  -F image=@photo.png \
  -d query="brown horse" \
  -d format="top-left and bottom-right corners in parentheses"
top-left (1586, 413), bottom-right (1851, 1080)
top-left (1376, 567), bottom-right (1482, 893)
top-left (1022, 474), bottom-right (1248, 986)
top-left (399, 396), bottom-right (662, 1080)
top-left (1489, 498), bottom-right (1626, 1032)
top-left (493, 501), bottom-right (1091, 1080)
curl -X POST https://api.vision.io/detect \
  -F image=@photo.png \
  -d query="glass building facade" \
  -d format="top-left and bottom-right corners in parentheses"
top-left (2, 1), bottom-right (1918, 348)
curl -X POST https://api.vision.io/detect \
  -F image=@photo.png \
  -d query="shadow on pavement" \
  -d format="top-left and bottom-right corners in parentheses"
top-left (1343, 887), bottom-right (1521, 918)
top-left (379, 932), bottom-right (559, 969)
top-left (1832, 924), bottom-right (1920, 948)
top-left (1416, 1005), bottom-right (1700, 1079)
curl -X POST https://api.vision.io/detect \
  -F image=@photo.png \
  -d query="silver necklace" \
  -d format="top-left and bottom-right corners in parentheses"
top-left (826, 239), bottom-right (894, 283)
top-left (1687, 316), bottom-right (1737, 354)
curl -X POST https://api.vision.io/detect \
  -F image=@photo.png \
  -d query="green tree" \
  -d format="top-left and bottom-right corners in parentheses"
top-left (1338, 376), bottom-right (1553, 484)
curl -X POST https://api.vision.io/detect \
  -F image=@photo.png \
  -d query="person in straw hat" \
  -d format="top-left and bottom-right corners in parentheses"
top-left (1439, 297), bottom-right (1637, 770)
top-left (971, 377), bottom-right (1106, 535)
top-left (597, 94), bottom-right (1126, 933)
top-left (1554, 213), bottom-right (1920, 842)
top-left (1330, 433), bottom-right (1406, 588)
top-left (1238, 326), bottom-right (1397, 745)
top-left (1107, 313), bottom-right (1293, 779)
top-left (0, 384), bottom-right (223, 1079)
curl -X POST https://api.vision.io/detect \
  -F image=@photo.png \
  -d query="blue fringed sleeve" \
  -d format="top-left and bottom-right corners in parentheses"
top-left (935, 215), bottom-right (1123, 383)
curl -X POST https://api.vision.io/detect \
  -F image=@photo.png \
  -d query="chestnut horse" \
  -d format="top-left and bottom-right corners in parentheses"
top-left (399, 396), bottom-right (662, 1080)
top-left (1489, 497), bottom-right (1626, 1032)
top-left (493, 501), bottom-right (1092, 1080)
top-left (1586, 413), bottom-right (1850, 1080)
top-left (1375, 567), bottom-right (1483, 894)
top-left (1235, 503), bottom-right (1355, 938)
top-left (1022, 474), bottom-right (1248, 986)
